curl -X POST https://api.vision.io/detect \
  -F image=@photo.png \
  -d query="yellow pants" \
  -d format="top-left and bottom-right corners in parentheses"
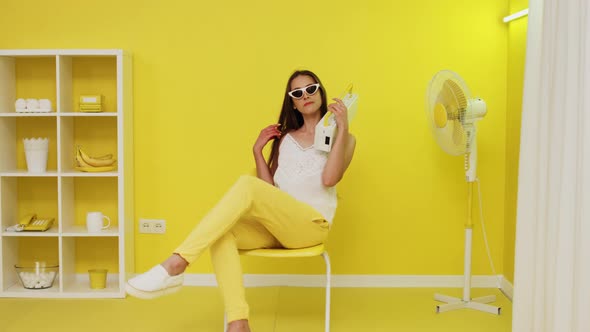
top-left (174, 175), bottom-right (330, 322)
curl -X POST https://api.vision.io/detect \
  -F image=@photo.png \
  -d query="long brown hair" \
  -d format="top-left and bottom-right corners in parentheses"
top-left (268, 70), bottom-right (328, 174)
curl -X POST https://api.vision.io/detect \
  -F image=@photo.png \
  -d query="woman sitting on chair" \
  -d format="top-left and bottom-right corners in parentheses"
top-left (126, 69), bottom-right (356, 332)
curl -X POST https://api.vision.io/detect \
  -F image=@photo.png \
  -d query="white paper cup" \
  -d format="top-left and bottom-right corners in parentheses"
top-left (23, 138), bottom-right (49, 173)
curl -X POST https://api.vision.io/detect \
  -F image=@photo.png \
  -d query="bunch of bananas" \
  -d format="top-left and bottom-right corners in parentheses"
top-left (75, 146), bottom-right (116, 171)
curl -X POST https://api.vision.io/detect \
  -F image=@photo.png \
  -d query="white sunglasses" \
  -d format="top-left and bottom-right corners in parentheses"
top-left (288, 83), bottom-right (321, 99)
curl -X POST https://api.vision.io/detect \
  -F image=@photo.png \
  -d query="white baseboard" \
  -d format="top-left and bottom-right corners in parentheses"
top-left (183, 274), bottom-right (507, 289)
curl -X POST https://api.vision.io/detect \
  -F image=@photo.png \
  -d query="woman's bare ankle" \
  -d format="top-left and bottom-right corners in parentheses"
top-left (161, 254), bottom-right (188, 276)
top-left (227, 319), bottom-right (250, 332)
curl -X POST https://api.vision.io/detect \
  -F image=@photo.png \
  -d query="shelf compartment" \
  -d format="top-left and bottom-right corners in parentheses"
top-left (0, 56), bottom-right (57, 115)
top-left (58, 56), bottom-right (117, 114)
top-left (61, 237), bottom-right (120, 296)
top-left (0, 177), bottom-right (59, 232)
top-left (15, 57), bottom-right (57, 112)
top-left (0, 117), bottom-right (58, 173)
top-left (59, 116), bottom-right (118, 173)
top-left (1, 236), bottom-right (59, 292)
top-left (59, 177), bottom-right (118, 232)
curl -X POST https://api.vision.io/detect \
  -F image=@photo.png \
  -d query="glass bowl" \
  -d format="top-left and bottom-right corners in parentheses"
top-left (15, 263), bottom-right (59, 289)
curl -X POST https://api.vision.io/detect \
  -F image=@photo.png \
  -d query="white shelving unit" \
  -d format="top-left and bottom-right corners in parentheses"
top-left (0, 49), bottom-right (133, 298)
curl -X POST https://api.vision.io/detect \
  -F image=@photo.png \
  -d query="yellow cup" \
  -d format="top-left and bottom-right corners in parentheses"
top-left (88, 269), bottom-right (108, 289)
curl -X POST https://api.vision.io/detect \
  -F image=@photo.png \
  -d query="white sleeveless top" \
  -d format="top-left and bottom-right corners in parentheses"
top-left (273, 133), bottom-right (337, 224)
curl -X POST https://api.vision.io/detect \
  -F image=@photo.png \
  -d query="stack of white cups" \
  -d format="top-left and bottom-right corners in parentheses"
top-left (15, 99), bottom-right (52, 113)
top-left (23, 138), bottom-right (49, 173)
top-left (15, 99), bottom-right (26, 110)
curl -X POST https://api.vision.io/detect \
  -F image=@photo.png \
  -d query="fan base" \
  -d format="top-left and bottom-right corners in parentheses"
top-left (434, 293), bottom-right (501, 315)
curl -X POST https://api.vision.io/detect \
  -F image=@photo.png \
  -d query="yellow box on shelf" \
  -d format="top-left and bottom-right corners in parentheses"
top-left (79, 95), bottom-right (103, 112)
top-left (80, 95), bottom-right (102, 105)
top-left (79, 106), bottom-right (102, 112)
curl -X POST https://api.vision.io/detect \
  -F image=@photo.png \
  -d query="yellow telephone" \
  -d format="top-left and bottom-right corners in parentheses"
top-left (18, 213), bottom-right (54, 232)
top-left (314, 83), bottom-right (359, 152)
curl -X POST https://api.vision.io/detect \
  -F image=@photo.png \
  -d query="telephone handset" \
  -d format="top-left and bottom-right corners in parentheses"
top-left (314, 83), bottom-right (359, 152)
top-left (17, 213), bottom-right (54, 232)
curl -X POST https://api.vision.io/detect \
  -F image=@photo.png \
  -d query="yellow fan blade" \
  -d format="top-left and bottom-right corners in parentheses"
top-left (434, 103), bottom-right (448, 128)
top-left (444, 79), bottom-right (467, 145)
top-left (445, 79), bottom-right (468, 109)
top-left (436, 79), bottom-right (467, 121)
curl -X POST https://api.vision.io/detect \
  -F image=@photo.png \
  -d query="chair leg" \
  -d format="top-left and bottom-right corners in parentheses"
top-left (322, 251), bottom-right (331, 332)
top-left (223, 313), bottom-right (227, 332)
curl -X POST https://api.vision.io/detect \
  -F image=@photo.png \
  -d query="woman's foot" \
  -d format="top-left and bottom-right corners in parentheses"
top-left (125, 254), bottom-right (188, 299)
top-left (161, 253), bottom-right (189, 276)
top-left (227, 319), bottom-right (251, 332)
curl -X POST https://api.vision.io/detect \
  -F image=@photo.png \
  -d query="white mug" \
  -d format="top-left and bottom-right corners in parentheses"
top-left (86, 212), bottom-right (111, 232)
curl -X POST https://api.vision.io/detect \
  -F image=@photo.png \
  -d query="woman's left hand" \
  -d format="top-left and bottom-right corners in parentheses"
top-left (328, 98), bottom-right (349, 132)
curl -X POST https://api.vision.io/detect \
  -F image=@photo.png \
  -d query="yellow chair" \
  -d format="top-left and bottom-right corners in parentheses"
top-left (223, 243), bottom-right (332, 332)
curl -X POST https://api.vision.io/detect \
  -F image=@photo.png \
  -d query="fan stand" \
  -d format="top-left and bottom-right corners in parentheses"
top-left (434, 144), bottom-right (501, 315)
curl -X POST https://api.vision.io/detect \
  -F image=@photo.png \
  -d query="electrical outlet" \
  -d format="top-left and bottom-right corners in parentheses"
top-left (152, 220), bottom-right (166, 234)
top-left (139, 219), bottom-right (166, 234)
top-left (139, 219), bottom-right (152, 233)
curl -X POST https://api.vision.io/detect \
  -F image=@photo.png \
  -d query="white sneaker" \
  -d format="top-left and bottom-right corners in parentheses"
top-left (126, 264), bottom-right (184, 299)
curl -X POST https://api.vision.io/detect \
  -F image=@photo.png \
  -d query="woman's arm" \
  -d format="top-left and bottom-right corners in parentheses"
top-left (253, 124), bottom-right (282, 185)
top-left (254, 150), bottom-right (273, 184)
top-left (322, 131), bottom-right (356, 187)
top-left (322, 99), bottom-right (357, 187)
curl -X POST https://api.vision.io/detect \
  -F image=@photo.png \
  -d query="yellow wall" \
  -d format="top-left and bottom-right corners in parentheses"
top-left (1, 0), bottom-right (511, 276)
top-left (504, 0), bottom-right (528, 283)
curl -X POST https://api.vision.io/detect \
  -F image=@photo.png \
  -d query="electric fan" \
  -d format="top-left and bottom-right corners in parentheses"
top-left (426, 70), bottom-right (501, 315)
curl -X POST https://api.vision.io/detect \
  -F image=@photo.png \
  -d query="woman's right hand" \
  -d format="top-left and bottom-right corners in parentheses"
top-left (253, 124), bottom-right (281, 154)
